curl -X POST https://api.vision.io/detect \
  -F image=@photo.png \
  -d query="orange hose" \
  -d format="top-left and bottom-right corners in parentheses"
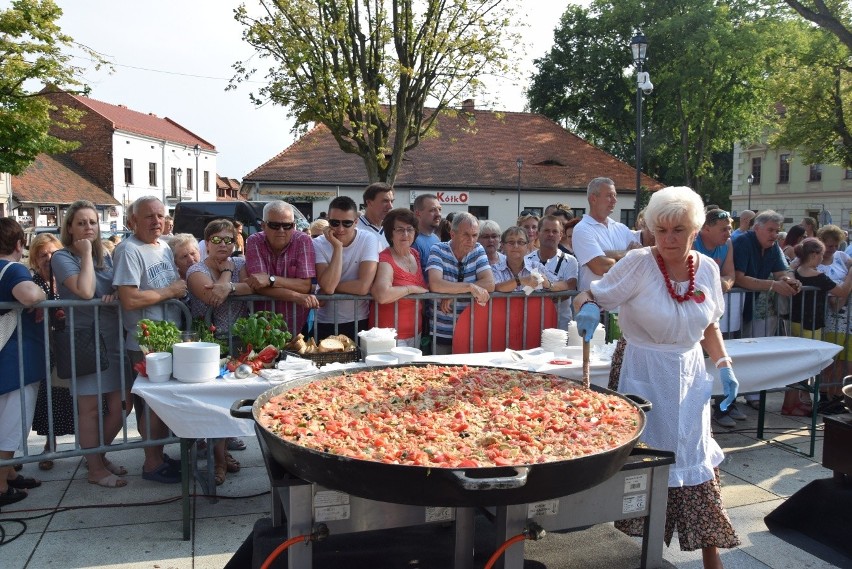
top-left (484, 533), bottom-right (527, 569)
top-left (260, 534), bottom-right (310, 569)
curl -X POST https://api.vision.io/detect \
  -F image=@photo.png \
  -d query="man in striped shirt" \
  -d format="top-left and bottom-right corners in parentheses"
top-left (426, 212), bottom-right (494, 354)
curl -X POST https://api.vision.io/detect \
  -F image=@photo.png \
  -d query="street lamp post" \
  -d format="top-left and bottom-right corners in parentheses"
top-left (516, 158), bottom-right (523, 214)
top-left (176, 168), bottom-right (183, 204)
top-left (193, 144), bottom-right (201, 202)
top-left (746, 173), bottom-right (754, 212)
top-left (631, 33), bottom-right (650, 227)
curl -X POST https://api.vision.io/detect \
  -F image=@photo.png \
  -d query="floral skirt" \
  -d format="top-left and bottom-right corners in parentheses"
top-left (614, 469), bottom-right (740, 551)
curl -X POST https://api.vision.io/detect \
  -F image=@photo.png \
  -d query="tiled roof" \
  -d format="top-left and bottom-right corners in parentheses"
top-left (245, 107), bottom-right (662, 192)
top-left (215, 175), bottom-right (244, 201)
top-left (67, 93), bottom-right (215, 151)
top-left (12, 154), bottom-right (120, 205)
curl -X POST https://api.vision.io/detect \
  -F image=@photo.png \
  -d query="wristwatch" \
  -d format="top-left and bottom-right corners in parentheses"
top-left (268, 275), bottom-right (276, 288)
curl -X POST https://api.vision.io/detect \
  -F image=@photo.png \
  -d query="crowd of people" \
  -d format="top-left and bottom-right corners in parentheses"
top-left (1, 181), bottom-right (850, 569)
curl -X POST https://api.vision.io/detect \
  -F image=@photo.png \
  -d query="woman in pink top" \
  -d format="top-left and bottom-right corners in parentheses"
top-left (370, 209), bottom-right (428, 347)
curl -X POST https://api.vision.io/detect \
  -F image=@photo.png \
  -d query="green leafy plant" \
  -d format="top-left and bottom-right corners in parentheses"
top-left (232, 311), bottom-right (291, 351)
top-left (136, 319), bottom-right (181, 354)
top-left (192, 317), bottom-right (228, 357)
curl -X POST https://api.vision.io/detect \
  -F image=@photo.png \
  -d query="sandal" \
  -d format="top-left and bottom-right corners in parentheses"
top-left (38, 460), bottom-right (54, 471)
top-left (103, 459), bottom-right (128, 476)
top-left (225, 452), bottom-right (241, 473)
top-left (226, 437), bottom-right (246, 451)
top-left (781, 402), bottom-right (812, 417)
top-left (214, 463), bottom-right (226, 486)
top-left (8, 475), bottom-right (41, 489)
top-left (88, 473), bottom-right (127, 488)
top-left (0, 486), bottom-right (27, 506)
top-left (142, 462), bottom-right (181, 484)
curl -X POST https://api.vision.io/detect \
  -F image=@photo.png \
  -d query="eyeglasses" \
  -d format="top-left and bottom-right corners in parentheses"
top-left (457, 261), bottom-right (465, 282)
top-left (706, 210), bottom-right (731, 222)
top-left (393, 226), bottom-right (416, 235)
top-left (265, 221), bottom-right (295, 231)
top-left (209, 236), bottom-right (235, 245)
top-left (518, 211), bottom-right (539, 219)
top-left (328, 219), bottom-right (355, 228)
top-left (503, 240), bottom-right (528, 247)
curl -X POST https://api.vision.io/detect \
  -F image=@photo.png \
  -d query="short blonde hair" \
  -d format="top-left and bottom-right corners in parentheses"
top-left (28, 233), bottom-right (62, 270)
top-left (644, 186), bottom-right (705, 234)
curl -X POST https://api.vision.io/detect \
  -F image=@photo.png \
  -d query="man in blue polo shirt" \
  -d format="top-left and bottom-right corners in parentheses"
top-left (733, 209), bottom-right (801, 408)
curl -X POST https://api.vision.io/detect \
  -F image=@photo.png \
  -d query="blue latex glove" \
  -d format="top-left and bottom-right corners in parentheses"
top-left (719, 367), bottom-right (739, 412)
top-left (575, 303), bottom-right (601, 343)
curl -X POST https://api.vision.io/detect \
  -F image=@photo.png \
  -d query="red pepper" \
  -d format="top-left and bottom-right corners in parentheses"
top-left (133, 360), bottom-right (147, 378)
top-left (209, 325), bottom-right (216, 333)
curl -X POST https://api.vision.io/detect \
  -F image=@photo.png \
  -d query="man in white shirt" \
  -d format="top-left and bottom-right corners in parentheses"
top-left (524, 216), bottom-right (578, 328)
top-left (572, 177), bottom-right (641, 291)
top-left (357, 182), bottom-right (395, 249)
top-left (315, 196), bottom-right (380, 341)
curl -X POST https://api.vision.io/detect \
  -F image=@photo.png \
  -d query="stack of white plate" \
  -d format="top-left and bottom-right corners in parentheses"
top-left (172, 342), bottom-right (220, 383)
top-left (541, 328), bottom-right (568, 352)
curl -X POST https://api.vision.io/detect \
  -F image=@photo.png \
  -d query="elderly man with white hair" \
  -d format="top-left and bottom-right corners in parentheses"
top-left (426, 212), bottom-right (494, 355)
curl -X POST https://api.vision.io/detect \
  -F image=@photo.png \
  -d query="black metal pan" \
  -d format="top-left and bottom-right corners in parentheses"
top-left (231, 363), bottom-right (649, 507)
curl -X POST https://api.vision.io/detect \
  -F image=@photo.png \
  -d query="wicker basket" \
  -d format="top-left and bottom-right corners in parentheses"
top-left (283, 348), bottom-right (361, 367)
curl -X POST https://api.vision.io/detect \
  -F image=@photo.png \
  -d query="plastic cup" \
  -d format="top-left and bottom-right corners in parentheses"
top-left (145, 352), bottom-right (172, 383)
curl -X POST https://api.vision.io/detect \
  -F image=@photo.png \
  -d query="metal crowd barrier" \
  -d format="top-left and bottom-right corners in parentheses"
top-left (2, 285), bottom-right (849, 470)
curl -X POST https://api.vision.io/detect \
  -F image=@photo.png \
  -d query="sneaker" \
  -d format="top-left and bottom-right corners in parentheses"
top-left (713, 409), bottom-right (737, 428)
top-left (726, 403), bottom-right (747, 421)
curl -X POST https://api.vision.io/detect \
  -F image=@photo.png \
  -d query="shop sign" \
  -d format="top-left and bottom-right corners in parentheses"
top-left (409, 190), bottom-right (469, 204)
top-left (39, 206), bottom-right (56, 215)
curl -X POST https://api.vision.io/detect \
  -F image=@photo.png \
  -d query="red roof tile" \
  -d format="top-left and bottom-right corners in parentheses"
top-left (12, 154), bottom-right (120, 205)
top-left (66, 94), bottom-right (215, 151)
top-left (245, 107), bottom-right (661, 192)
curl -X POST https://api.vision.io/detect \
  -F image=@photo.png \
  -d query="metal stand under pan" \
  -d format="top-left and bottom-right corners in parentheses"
top-left (257, 427), bottom-right (673, 569)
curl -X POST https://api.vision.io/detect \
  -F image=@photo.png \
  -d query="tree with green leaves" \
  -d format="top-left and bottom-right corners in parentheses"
top-left (769, 1), bottom-right (852, 168)
top-left (0, 0), bottom-right (101, 175)
top-left (527, 0), bottom-right (787, 196)
top-left (231, 0), bottom-right (518, 184)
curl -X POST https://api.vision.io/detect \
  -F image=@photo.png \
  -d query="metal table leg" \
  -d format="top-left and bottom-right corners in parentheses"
top-left (454, 507), bottom-right (475, 569)
top-left (180, 438), bottom-right (192, 540)
top-left (494, 503), bottom-right (528, 569)
top-left (640, 464), bottom-right (670, 568)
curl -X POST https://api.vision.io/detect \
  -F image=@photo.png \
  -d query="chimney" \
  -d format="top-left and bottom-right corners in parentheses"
top-left (148, 112), bottom-right (157, 117)
top-left (461, 99), bottom-right (475, 112)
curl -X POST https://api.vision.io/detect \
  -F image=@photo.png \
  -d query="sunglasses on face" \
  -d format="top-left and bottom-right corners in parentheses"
top-left (328, 219), bottom-right (355, 228)
top-left (265, 221), bottom-right (295, 231)
top-left (209, 236), bottom-right (235, 245)
top-left (457, 261), bottom-right (465, 282)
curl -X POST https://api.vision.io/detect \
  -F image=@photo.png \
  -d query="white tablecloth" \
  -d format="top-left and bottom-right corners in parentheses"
top-left (421, 336), bottom-right (842, 395)
top-left (132, 336), bottom-right (841, 439)
top-left (132, 376), bottom-right (272, 439)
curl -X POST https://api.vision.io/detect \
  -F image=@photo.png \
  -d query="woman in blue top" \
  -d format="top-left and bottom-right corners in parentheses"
top-left (0, 218), bottom-right (48, 506)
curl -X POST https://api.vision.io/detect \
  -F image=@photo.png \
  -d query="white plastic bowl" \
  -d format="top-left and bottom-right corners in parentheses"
top-left (390, 346), bottom-right (422, 364)
top-left (364, 354), bottom-right (398, 366)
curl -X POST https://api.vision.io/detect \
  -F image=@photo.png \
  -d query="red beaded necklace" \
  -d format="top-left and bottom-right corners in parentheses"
top-left (656, 253), bottom-right (695, 302)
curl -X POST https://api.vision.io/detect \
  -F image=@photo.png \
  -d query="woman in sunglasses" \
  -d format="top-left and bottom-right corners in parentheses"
top-left (185, 219), bottom-right (251, 484)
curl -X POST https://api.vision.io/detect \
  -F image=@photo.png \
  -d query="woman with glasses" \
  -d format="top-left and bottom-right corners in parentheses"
top-left (371, 209), bottom-right (428, 347)
top-left (185, 220), bottom-right (250, 485)
top-left (492, 227), bottom-right (541, 292)
top-left (477, 220), bottom-right (503, 266)
top-left (517, 212), bottom-right (540, 253)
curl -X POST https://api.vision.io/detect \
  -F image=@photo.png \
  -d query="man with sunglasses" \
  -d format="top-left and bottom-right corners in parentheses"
top-left (358, 182), bottom-right (395, 249)
top-left (313, 196), bottom-right (380, 340)
top-left (426, 212), bottom-right (494, 355)
top-left (695, 209), bottom-right (745, 427)
top-left (245, 201), bottom-right (318, 335)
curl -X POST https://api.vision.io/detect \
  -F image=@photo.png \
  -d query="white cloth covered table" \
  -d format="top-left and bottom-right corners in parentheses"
top-left (132, 336), bottom-right (841, 440)
top-left (422, 336), bottom-right (842, 396)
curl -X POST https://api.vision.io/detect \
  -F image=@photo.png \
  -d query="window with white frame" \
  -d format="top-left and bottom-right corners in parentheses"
top-left (751, 157), bottom-right (761, 184)
top-left (204, 171), bottom-right (210, 192)
top-left (148, 162), bottom-right (157, 187)
top-left (124, 159), bottom-right (133, 185)
top-left (809, 164), bottom-right (822, 182)
top-left (779, 154), bottom-right (790, 183)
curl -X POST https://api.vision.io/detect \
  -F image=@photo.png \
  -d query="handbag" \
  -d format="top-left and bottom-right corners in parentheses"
top-left (49, 263), bottom-right (109, 379)
top-left (0, 261), bottom-right (21, 352)
top-left (54, 323), bottom-right (110, 379)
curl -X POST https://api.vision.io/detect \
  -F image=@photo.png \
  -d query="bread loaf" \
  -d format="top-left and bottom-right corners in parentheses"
top-left (318, 337), bottom-right (345, 352)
